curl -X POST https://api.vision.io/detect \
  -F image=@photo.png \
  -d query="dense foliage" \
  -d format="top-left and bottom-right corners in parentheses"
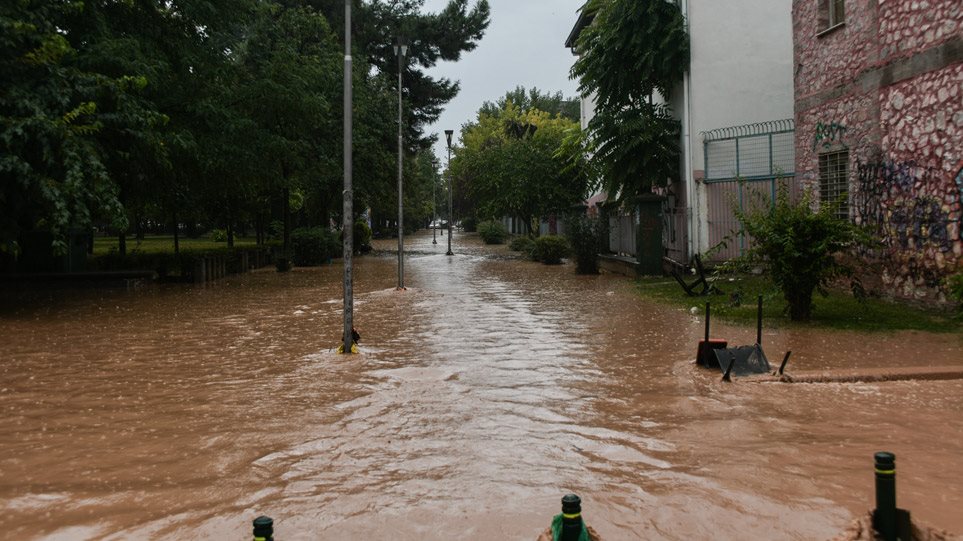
top-left (477, 220), bottom-right (507, 244)
top-left (1, 0), bottom-right (489, 262)
top-left (947, 272), bottom-right (963, 312)
top-left (451, 100), bottom-right (594, 234)
top-left (733, 186), bottom-right (870, 321)
top-left (565, 214), bottom-right (601, 274)
top-left (478, 86), bottom-right (579, 123)
top-left (291, 227), bottom-right (339, 266)
top-left (532, 235), bottom-right (569, 265)
top-left (509, 235), bottom-right (535, 254)
top-left (570, 0), bottom-right (689, 202)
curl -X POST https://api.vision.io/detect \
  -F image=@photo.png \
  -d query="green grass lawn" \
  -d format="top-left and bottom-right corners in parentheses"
top-left (637, 274), bottom-right (962, 334)
top-left (92, 235), bottom-right (259, 255)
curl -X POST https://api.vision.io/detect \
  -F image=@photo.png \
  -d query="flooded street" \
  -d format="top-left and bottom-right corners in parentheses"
top-left (2, 230), bottom-right (962, 540)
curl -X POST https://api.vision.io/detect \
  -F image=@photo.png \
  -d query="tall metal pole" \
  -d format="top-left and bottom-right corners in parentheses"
top-left (341, 0), bottom-right (354, 353)
top-left (432, 160), bottom-right (437, 245)
top-left (396, 38), bottom-right (407, 290)
top-left (445, 129), bottom-right (454, 256)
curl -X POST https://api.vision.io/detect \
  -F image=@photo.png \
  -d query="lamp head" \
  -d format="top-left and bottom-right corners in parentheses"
top-left (394, 36), bottom-right (408, 57)
top-left (445, 129), bottom-right (454, 148)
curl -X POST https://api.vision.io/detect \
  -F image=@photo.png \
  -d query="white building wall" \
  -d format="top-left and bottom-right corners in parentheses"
top-left (580, 91), bottom-right (597, 131)
top-left (569, 0), bottom-right (794, 257)
top-left (684, 0), bottom-right (794, 254)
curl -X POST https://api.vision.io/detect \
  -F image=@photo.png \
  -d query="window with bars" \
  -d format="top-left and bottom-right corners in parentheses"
top-left (818, 0), bottom-right (845, 32)
top-left (819, 150), bottom-right (849, 220)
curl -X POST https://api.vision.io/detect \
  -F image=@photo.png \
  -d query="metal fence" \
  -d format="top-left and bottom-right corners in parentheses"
top-left (703, 120), bottom-right (796, 261)
top-left (608, 209), bottom-right (638, 256)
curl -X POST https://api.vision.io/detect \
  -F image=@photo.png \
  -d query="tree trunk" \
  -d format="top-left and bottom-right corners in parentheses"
top-left (172, 211), bottom-right (180, 254)
top-left (787, 288), bottom-right (814, 321)
top-left (118, 232), bottom-right (127, 256)
top-left (134, 212), bottom-right (145, 241)
top-left (283, 187), bottom-right (291, 256)
top-left (227, 205), bottom-right (235, 249)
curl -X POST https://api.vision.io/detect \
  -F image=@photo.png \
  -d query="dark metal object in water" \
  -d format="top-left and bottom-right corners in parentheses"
top-left (671, 255), bottom-right (722, 297)
top-left (696, 301), bottom-right (728, 367)
top-left (711, 296), bottom-right (791, 381)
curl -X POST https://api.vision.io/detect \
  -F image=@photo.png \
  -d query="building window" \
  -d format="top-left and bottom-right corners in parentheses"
top-left (819, 150), bottom-right (849, 220)
top-left (818, 0), bottom-right (845, 33)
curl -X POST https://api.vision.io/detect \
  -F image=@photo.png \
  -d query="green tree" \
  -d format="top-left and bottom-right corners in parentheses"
top-left (0, 0), bottom-right (146, 255)
top-left (570, 0), bottom-right (689, 203)
top-left (453, 101), bottom-right (594, 234)
top-left (479, 86), bottom-right (579, 123)
top-left (315, 0), bottom-right (491, 147)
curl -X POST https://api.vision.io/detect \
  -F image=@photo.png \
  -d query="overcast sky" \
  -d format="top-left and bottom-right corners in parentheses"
top-left (419, 0), bottom-right (586, 161)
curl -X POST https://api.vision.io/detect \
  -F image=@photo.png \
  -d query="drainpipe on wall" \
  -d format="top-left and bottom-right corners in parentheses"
top-left (681, 0), bottom-right (696, 261)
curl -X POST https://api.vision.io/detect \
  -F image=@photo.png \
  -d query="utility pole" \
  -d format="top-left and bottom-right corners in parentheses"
top-left (395, 37), bottom-right (408, 290)
top-left (341, 0), bottom-right (354, 354)
top-left (445, 129), bottom-right (454, 256)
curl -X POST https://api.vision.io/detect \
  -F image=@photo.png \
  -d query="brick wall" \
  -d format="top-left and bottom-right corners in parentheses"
top-left (793, 0), bottom-right (963, 302)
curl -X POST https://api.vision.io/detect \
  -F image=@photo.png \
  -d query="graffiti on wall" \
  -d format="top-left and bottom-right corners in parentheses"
top-left (813, 121), bottom-right (847, 151)
top-left (888, 197), bottom-right (951, 252)
top-left (855, 159), bottom-right (954, 253)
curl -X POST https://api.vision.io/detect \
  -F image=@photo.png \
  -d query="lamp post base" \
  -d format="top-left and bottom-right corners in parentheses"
top-left (446, 251), bottom-right (454, 256)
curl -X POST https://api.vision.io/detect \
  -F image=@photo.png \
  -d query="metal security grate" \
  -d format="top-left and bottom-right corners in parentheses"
top-left (702, 120), bottom-right (797, 260)
top-left (819, 150), bottom-right (849, 221)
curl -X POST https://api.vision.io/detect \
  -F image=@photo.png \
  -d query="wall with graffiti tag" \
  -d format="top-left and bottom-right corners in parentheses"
top-left (793, 0), bottom-right (963, 302)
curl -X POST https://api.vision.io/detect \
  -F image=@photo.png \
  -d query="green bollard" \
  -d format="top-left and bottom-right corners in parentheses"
top-left (253, 515), bottom-right (274, 541)
top-left (873, 452), bottom-right (896, 541)
top-left (560, 494), bottom-right (584, 541)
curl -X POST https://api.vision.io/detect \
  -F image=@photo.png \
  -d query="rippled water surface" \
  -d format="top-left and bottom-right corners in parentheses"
top-left (2, 231), bottom-right (962, 540)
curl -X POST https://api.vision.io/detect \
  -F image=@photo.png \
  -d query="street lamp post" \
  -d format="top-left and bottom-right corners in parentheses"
top-left (432, 159), bottom-right (438, 245)
top-left (341, 0), bottom-right (354, 354)
top-left (445, 129), bottom-right (454, 256)
top-left (394, 36), bottom-right (408, 290)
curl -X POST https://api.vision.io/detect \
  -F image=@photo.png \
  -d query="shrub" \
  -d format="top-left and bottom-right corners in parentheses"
top-left (291, 227), bottom-right (339, 266)
top-left (461, 217), bottom-right (478, 232)
top-left (269, 220), bottom-right (285, 240)
top-left (532, 235), bottom-right (570, 264)
top-left (509, 235), bottom-right (535, 254)
top-left (948, 272), bottom-right (963, 311)
top-left (210, 229), bottom-right (227, 242)
top-left (354, 220), bottom-right (372, 253)
top-left (733, 185), bottom-right (871, 321)
top-left (478, 220), bottom-right (508, 244)
top-left (275, 256), bottom-right (292, 272)
top-left (565, 214), bottom-right (602, 274)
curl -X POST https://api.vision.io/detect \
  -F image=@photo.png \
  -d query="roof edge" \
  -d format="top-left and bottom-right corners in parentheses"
top-left (564, 5), bottom-right (594, 50)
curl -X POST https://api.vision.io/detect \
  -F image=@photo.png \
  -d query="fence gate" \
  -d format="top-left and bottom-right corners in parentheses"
top-left (608, 209), bottom-right (638, 257)
top-left (703, 120), bottom-right (796, 261)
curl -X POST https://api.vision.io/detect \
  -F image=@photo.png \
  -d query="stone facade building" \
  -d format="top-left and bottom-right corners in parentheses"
top-left (793, 0), bottom-right (963, 301)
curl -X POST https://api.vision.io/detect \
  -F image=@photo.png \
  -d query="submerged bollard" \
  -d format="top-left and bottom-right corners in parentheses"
top-left (252, 515), bottom-right (274, 541)
top-left (560, 494), bottom-right (585, 541)
top-left (874, 452), bottom-right (897, 541)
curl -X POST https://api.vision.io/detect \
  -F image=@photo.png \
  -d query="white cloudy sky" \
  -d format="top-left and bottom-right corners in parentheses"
top-left (418, 0), bottom-right (586, 160)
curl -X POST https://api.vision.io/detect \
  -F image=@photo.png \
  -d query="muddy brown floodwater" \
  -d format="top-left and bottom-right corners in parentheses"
top-left (1, 230), bottom-right (962, 540)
